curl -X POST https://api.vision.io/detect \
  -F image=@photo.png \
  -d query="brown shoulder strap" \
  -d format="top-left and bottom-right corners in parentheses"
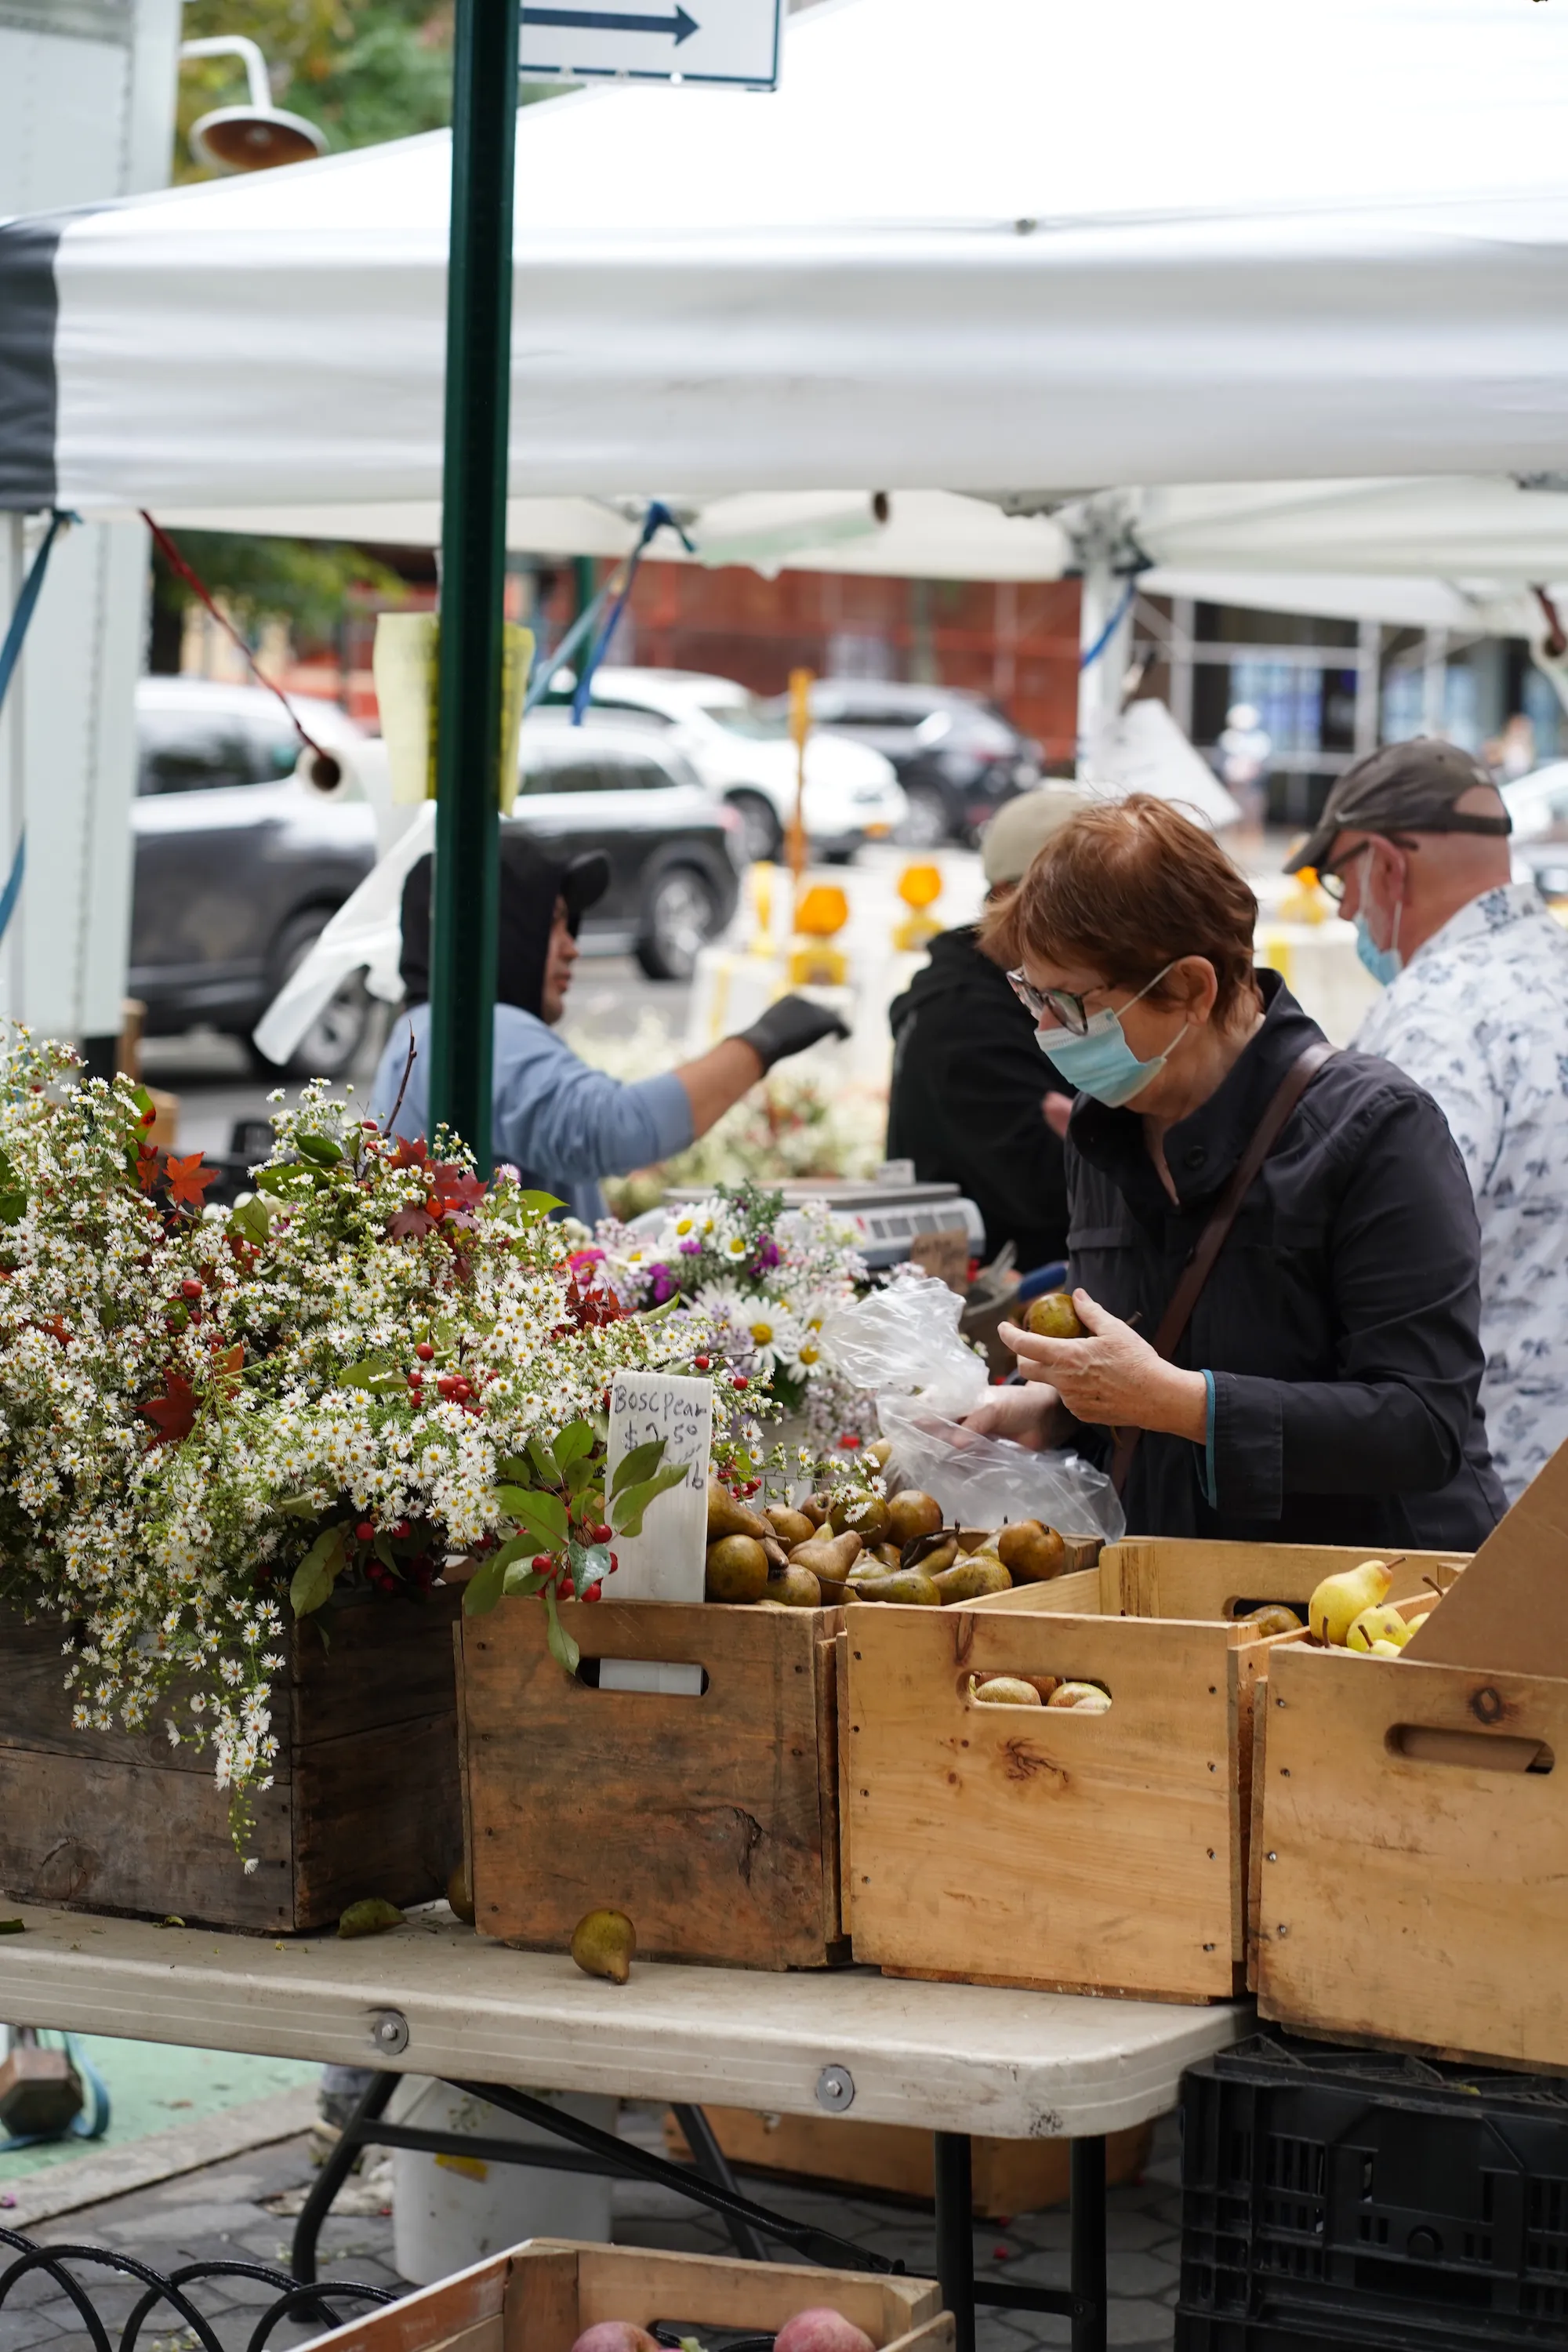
top-left (1109, 1038), bottom-right (1334, 1497)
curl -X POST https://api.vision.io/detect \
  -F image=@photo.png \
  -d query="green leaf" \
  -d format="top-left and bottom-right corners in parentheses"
top-left (543, 1581), bottom-right (579, 1676)
top-left (228, 1196), bottom-right (270, 1244)
top-left (276, 1494), bottom-right (320, 1519)
top-left (295, 1132), bottom-right (344, 1167)
top-left (0, 1146), bottom-right (27, 1226)
top-left (612, 1461), bottom-right (688, 1538)
top-left (373, 1534), bottom-right (398, 1574)
top-left (564, 1456), bottom-right (597, 1498)
top-left (496, 1486), bottom-right (569, 1550)
top-left (611, 1438), bottom-right (668, 1497)
top-left (501, 1564), bottom-right (548, 1599)
top-left (514, 1189), bottom-right (564, 1215)
top-left (526, 1436), bottom-right (557, 1484)
top-left (338, 1353), bottom-right (394, 1390)
top-left (255, 1162), bottom-right (318, 1197)
top-left (290, 1524), bottom-right (345, 1619)
top-left (494, 1457), bottom-right (532, 1486)
top-left (462, 1553), bottom-right (508, 1616)
top-left (552, 1419), bottom-right (596, 1472)
top-left (572, 1540), bottom-right (614, 1598)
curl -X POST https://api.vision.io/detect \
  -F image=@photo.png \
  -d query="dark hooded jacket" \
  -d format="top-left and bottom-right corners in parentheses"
top-left (1064, 971), bottom-right (1505, 1550)
top-left (887, 924), bottom-right (1069, 1272)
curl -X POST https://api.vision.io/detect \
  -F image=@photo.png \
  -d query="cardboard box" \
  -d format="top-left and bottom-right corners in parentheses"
top-left (1257, 1444), bottom-right (1568, 2070)
top-left (843, 1539), bottom-right (1463, 2005)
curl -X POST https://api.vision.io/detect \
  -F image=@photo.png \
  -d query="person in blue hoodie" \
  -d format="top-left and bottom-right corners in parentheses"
top-left (370, 833), bottom-right (844, 1215)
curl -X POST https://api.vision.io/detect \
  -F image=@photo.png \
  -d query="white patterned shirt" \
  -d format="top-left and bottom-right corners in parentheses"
top-left (1352, 882), bottom-right (1568, 1503)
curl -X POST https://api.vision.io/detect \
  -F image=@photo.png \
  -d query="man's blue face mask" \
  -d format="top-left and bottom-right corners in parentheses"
top-left (1347, 846), bottom-right (1404, 985)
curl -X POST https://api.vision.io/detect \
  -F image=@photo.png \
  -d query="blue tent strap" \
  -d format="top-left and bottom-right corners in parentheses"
top-left (1079, 577), bottom-right (1138, 672)
top-left (1, 2030), bottom-right (111, 2150)
top-left (0, 509), bottom-right (76, 949)
top-left (569, 500), bottom-right (694, 723)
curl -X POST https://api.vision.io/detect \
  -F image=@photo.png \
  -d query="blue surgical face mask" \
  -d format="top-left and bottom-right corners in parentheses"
top-left (1350, 848), bottom-right (1403, 985)
top-left (1035, 962), bottom-right (1187, 1108)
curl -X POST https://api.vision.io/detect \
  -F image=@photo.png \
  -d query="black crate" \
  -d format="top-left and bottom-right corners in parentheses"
top-left (1174, 2034), bottom-right (1568, 2351)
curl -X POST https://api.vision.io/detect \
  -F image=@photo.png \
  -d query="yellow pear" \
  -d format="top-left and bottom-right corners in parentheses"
top-left (1308, 1559), bottom-right (1391, 1647)
top-left (1047, 1680), bottom-right (1112, 1712)
top-left (969, 1675), bottom-right (1042, 1706)
top-left (1369, 1637), bottom-right (1405, 1657)
top-left (1346, 1603), bottom-right (1409, 1653)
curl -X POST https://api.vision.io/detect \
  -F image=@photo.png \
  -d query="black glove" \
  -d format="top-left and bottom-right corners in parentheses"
top-left (734, 993), bottom-right (851, 1073)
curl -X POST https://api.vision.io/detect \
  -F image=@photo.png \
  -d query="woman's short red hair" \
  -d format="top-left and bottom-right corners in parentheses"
top-left (984, 793), bottom-right (1260, 1024)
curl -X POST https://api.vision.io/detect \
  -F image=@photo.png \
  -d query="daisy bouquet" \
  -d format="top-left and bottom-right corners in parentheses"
top-left (590, 1182), bottom-right (878, 1454)
top-left (0, 1038), bottom-right (676, 1844)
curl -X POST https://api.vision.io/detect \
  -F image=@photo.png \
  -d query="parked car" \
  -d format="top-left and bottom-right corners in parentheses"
top-left (514, 711), bottom-right (743, 978)
top-left (798, 680), bottom-right (1043, 848)
top-left (132, 677), bottom-right (378, 1077)
top-left (537, 666), bottom-right (906, 862)
top-left (1503, 760), bottom-right (1568, 906)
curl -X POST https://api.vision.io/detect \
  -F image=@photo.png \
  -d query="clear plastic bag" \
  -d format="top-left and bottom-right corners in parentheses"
top-left (818, 1276), bottom-right (1124, 1542)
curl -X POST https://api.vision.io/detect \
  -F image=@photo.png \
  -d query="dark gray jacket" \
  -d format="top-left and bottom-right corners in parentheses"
top-left (1065, 973), bottom-right (1506, 1549)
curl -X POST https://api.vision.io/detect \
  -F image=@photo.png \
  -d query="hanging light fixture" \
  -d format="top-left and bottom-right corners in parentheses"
top-left (180, 34), bottom-right (328, 174)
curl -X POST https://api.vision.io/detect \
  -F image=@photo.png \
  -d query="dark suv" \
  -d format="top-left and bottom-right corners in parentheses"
top-left (803, 680), bottom-right (1042, 847)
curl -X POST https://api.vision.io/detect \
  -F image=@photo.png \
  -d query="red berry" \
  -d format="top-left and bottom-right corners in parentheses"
top-left (356, 1521), bottom-right (375, 1544)
top-left (452, 1378), bottom-right (473, 1403)
top-left (583, 1583), bottom-right (602, 1603)
top-left (180, 1278), bottom-right (201, 1301)
top-left (532, 1553), bottom-right (554, 1573)
top-left (608, 1552), bottom-right (619, 1573)
top-left (593, 1521), bottom-right (613, 1544)
top-left (693, 1355), bottom-right (711, 1370)
top-left (416, 1341), bottom-right (434, 1362)
top-left (731, 1374), bottom-right (749, 1391)
top-left (392, 1519), bottom-right (411, 1539)
top-left (558, 1576), bottom-right (575, 1599)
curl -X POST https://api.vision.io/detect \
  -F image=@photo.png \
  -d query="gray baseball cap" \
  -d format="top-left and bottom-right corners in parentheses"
top-left (1286, 738), bottom-right (1511, 875)
top-left (981, 786), bottom-right (1091, 885)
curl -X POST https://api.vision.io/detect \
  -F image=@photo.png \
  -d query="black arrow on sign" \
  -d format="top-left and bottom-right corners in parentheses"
top-left (523, 5), bottom-right (699, 44)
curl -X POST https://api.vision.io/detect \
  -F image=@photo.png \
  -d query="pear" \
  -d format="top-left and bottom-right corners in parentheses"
top-left (707, 1480), bottom-right (770, 1544)
top-left (932, 1556), bottom-right (1013, 1603)
top-left (873, 1541), bottom-right (905, 1570)
top-left (571, 1907), bottom-right (636, 1985)
top-left (955, 1526), bottom-right (1000, 1555)
top-left (789, 1530), bottom-right (862, 1581)
top-left (1346, 1603), bottom-right (1409, 1653)
top-left (765, 1504), bottom-right (817, 1548)
top-left (904, 1533), bottom-right (958, 1575)
top-left (767, 1563), bottom-right (822, 1608)
top-left (1241, 1604), bottom-right (1304, 1639)
top-left (1308, 1559), bottom-right (1392, 1647)
top-left (338, 1896), bottom-right (405, 1939)
top-left (970, 1675), bottom-right (1041, 1706)
top-left (847, 1569), bottom-right (941, 1606)
top-left (446, 1860), bottom-right (475, 1925)
top-left (866, 1437), bottom-right (894, 1468)
top-left (1047, 1681), bottom-right (1112, 1711)
top-left (705, 1534), bottom-right (770, 1603)
top-left (829, 1490), bottom-right (891, 1542)
top-left (1023, 1290), bottom-right (1087, 1341)
top-left (886, 1489), bottom-right (943, 1547)
top-left (1369, 1637), bottom-right (1405, 1657)
top-left (801, 1491), bottom-right (833, 1526)
top-left (996, 1520), bottom-right (1066, 1582)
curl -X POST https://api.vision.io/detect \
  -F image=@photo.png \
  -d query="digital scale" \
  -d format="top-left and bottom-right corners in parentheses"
top-left (655, 1175), bottom-right (985, 1270)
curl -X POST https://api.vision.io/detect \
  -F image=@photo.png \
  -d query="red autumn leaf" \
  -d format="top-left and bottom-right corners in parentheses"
top-left (140, 1374), bottom-right (197, 1445)
top-left (387, 1204), bottom-right (437, 1241)
top-left (390, 1137), bottom-right (429, 1171)
top-left (164, 1153), bottom-right (219, 1209)
top-left (136, 1146), bottom-right (160, 1193)
top-left (430, 1164), bottom-right (485, 1217)
top-left (45, 1315), bottom-right (71, 1348)
top-left (212, 1341), bottom-right (245, 1397)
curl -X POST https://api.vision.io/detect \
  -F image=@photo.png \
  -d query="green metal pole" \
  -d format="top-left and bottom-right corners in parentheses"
top-left (429, 0), bottom-right (519, 1172)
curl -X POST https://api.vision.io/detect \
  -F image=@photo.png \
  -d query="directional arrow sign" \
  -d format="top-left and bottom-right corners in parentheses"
top-left (519, 0), bottom-right (779, 86)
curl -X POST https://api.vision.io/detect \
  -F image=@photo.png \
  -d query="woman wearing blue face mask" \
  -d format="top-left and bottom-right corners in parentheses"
top-left (963, 794), bottom-right (1504, 1549)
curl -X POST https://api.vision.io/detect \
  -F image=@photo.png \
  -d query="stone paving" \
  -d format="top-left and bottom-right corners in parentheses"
top-left (2, 2105), bottom-right (1184, 2352)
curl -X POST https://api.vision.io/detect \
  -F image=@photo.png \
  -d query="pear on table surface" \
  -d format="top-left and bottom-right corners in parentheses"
top-left (706, 1481), bottom-right (770, 1544)
top-left (970, 1675), bottom-right (1041, 1706)
top-left (1022, 1290), bottom-right (1087, 1341)
top-left (446, 1860), bottom-right (475, 1924)
top-left (1346, 1602), bottom-right (1410, 1653)
top-left (1308, 1559), bottom-right (1392, 1647)
top-left (996, 1520), bottom-right (1066, 1582)
top-left (571, 1908), bottom-right (636, 1984)
top-left (338, 1897), bottom-right (405, 1939)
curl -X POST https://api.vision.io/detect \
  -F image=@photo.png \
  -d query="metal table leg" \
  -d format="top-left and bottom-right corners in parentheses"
top-left (932, 2133), bottom-right (975, 2352)
top-left (1069, 2136), bottom-right (1107, 2352)
top-left (292, 2069), bottom-right (396, 2283)
top-left (671, 2104), bottom-right (770, 2263)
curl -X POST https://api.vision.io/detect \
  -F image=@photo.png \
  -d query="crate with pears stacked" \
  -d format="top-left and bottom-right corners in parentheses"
top-left (840, 1323), bottom-right (1467, 2005)
top-left (1254, 1437), bottom-right (1568, 2071)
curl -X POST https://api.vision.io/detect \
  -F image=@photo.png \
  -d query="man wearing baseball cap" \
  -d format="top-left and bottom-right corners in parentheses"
top-left (887, 787), bottom-right (1085, 1272)
top-left (1290, 737), bottom-right (1568, 1501)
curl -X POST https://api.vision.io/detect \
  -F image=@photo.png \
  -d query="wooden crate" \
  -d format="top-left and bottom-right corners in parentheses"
top-left (663, 2104), bottom-right (1153, 2218)
top-left (843, 1540), bottom-right (1465, 2004)
top-left (310, 2238), bottom-right (948, 2352)
top-left (0, 1591), bottom-right (462, 1934)
top-left (1254, 1640), bottom-right (1568, 2071)
top-left (461, 1597), bottom-right (847, 1969)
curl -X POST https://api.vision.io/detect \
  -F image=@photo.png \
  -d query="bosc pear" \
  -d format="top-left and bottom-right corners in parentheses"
top-left (1308, 1559), bottom-right (1391, 1647)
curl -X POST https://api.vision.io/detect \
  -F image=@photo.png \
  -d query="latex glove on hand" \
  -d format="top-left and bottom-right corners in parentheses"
top-left (733, 993), bottom-right (851, 1073)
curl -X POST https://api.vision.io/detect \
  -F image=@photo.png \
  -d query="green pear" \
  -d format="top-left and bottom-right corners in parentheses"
top-left (996, 1520), bottom-right (1066, 1582)
top-left (969, 1675), bottom-right (1041, 1706)
top-left (706, 1534), bottom-right (770, 1602)
top-left (571, 1907), bottom-right (636, 1984)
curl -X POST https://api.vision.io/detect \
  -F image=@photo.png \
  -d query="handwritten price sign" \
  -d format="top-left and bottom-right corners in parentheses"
top-left (604, 1373), bottom-right (713, 1601)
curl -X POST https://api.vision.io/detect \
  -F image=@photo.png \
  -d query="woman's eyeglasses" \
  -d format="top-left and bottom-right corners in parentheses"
top-left (1007, 970), bottom-right (1100, 1035)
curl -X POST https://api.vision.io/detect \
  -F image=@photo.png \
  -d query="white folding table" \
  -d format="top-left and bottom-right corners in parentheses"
top-left (0, 1904), bottom-right (1247, 2352)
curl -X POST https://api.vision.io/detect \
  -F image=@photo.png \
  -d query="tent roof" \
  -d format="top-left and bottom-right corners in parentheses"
top-left (5, 0), bottom-right (1566, 525)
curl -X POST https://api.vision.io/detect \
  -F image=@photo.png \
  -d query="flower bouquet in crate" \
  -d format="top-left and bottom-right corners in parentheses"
top-left (0, 1038), bottom-right (691, 1931)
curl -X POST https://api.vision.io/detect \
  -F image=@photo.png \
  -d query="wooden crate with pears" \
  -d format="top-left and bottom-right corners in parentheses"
top-left (840, 1536), bottom-right (1465, 2005)
top-left (1254, 1445), bottom-right (1568, 2072)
